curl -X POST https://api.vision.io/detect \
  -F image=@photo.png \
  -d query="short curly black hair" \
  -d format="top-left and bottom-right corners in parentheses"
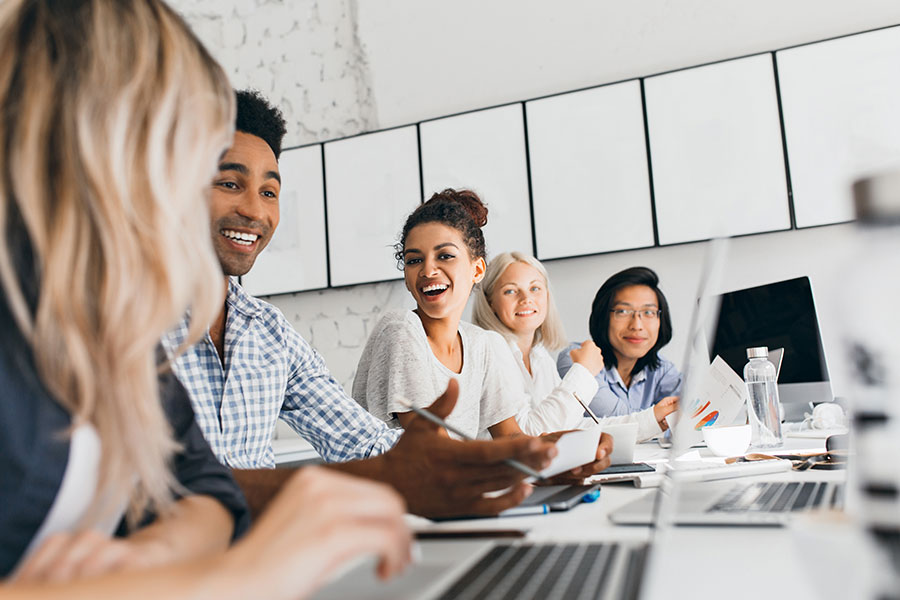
top-left (235, 89), bottom-right (287, 159)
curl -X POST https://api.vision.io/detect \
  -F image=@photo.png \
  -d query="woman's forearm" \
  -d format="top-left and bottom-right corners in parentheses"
top-left (126, 496), bottom-right (234, 566)
top-left (1, 554), bottom-right (244, 600)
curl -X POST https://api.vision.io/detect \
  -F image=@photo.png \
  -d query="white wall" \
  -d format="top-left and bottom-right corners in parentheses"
top-left (171, 0), bottom-right (900, 401)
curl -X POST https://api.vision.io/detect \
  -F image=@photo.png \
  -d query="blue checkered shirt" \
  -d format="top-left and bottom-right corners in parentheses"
top-left (161, 278), bottom-right (400, 468)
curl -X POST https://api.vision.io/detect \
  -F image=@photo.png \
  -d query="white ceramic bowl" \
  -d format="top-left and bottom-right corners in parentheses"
top-left (702, 424), bottom-right (751, 457)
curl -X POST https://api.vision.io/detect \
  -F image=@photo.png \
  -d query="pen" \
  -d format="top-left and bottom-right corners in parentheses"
top-left (573, 392), bottom-right (600, 425)
top-left (498, 504), bottom-right (550, 517)
top-left (414, 529), bottom-right (527, 539)
top-left (398, 398), bottom-right (546, 481)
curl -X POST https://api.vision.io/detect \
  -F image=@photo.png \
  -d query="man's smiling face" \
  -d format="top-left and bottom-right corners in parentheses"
top-left (209, 131), bottom-right (281, 276)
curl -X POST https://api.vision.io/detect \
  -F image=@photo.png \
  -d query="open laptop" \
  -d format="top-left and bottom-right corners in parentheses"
top-left (610, 476), bottom-right (846, 526)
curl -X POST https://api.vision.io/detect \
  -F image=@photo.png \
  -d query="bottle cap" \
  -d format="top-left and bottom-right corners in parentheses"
top-left (852, 169), bottom-right (900, 225)
top-left (746, 346), bottom-right (769, 359)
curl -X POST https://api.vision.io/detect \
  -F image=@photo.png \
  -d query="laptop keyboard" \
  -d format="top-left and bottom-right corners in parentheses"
top-left (437, 542), bottom-right (646, 600)
top-left (709, 481), bottom-right (845, 513)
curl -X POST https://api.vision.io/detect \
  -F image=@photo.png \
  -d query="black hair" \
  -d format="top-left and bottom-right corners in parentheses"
top-left (393, 188), bottom-right (488, 269)
top-left (235, 89), bottom-right (287, 159)
top-left (588, 266), bottom-right (673, 375)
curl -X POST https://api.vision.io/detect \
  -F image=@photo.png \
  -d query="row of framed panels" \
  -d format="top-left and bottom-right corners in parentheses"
top-left (244, 25), bottom-right (900, 296)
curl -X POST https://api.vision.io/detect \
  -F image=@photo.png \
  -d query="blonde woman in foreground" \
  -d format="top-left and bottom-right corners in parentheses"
top-left (0, 1), bottom-right (409, 598)
top-left (473, 252), bottom-right (676, 440)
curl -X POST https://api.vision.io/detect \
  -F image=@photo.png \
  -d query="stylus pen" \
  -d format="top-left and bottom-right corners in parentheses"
top-left (573, 392), bottom-right (600, 425)
top-left (399, 400), bottom-right (545, 481)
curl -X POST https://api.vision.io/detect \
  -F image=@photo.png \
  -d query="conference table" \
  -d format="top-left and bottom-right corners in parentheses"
top-left (310, 436), bottom-right (862, 600)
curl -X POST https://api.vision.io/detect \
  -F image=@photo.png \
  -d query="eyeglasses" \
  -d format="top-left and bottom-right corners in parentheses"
top-left (609, 308), bottom-right (661, 321)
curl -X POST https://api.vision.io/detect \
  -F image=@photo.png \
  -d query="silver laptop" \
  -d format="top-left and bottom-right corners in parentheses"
top-left (312, 538), bottom-right (649, 600)
top-left (610, 477), bottom-right (845, 526)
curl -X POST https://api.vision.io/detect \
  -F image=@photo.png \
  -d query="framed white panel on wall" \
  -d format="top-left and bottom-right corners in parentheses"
top-left (645, 54), bottom-right (791, 245)
top-left (420, 104), bottom-right (533, 258)
top-left (324, 126), bottom-right (421, 287)
top-left (526, 81), bottom-right (654, 260)
top-left (777, 26), bottom-right (900, 228)
top-left (242, 145), bottom-right (328, 296)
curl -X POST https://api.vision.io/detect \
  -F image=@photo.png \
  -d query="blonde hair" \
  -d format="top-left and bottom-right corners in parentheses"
top-left (472, 251), bottom-right (567, 352)
top-left (0, 0), bottom-right (234, 524)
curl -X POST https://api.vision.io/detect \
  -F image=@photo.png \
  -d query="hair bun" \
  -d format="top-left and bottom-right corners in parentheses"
top-left (429, 188), bottom-right (488, 228)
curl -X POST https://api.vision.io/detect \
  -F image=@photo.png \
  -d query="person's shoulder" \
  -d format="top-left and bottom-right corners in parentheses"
top-left (231, 281), bottom-right (312, 355)
top-left (466, 325), bottom-right (517, 366)
top-left (361, 311), bottom-right (426, 360)
top-left (370, 309), bottom-right (421, 338)
top-left (557, 340), bottom-right (580, 354)
top-left (655, 354), bottom-right (676, 369)
top-left (531, 343), bottom-right (554, 362)
top-left (461, 320), bottom-right (505, 347)
top-left (652, 354), bottom-right (679, 375)
top-left (231, 279), bottom-right (288, 325)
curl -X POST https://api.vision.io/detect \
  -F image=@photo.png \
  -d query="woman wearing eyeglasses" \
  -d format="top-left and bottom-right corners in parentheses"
top-left (557, 267), bottom-right (680, 431)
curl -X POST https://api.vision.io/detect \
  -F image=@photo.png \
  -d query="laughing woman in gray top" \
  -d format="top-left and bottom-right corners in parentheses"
top-left (354, 190), bottom-right (522, 440)
top-left (354, 190), bottom-right (613, 479)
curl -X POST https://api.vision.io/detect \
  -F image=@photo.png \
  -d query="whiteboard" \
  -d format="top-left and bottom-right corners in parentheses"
top-left (324, 126), bottom-right (421, 287)
top-left (242, 145), bottom-right (328, 295)
top-left (526, 80), bottom-right (654, 259)
top-left (777, 26), bottom-right (900, 228)
top-left (645, 54), bottom-right (791, 245)
top-left (419, 104), bottom-right (533, 258)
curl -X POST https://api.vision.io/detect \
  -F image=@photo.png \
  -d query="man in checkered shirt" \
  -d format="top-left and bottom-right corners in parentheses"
top-left (163, 90), bottom-right (587, 519)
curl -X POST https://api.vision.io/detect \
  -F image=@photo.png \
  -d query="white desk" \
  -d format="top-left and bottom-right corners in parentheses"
top-left (313, 437), bottom-right (857, 600)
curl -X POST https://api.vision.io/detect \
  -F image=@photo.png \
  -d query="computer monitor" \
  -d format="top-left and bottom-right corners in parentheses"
top-left (710, 276), bottom-right (833, 421)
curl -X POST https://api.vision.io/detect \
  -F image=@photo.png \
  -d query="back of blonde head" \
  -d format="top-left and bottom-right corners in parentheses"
top-left (0, 0), bottom-right (234, 523)
top-left (472, 251), bottom-right (567, 352)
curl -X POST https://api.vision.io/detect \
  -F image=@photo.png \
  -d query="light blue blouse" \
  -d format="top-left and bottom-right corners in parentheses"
top-left (557, 342), bottom-right (682, 418)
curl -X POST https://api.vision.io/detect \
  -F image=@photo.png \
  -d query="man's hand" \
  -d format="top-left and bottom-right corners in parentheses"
top-left (538, 431), bottom-right (614, 484)
top-left (374, 379), bottom-right (558, 518)
top-left (654, 396), bottom-right (679, 430)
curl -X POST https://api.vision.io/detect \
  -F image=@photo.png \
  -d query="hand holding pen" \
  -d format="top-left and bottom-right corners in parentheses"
top-left (381, 379), bottom-right (558, 518)
top-left (398, 396), bottom-right (546, 481)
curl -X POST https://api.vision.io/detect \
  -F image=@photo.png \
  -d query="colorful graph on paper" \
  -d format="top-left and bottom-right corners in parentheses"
top-left (684, 356), bottom-right (745, 432)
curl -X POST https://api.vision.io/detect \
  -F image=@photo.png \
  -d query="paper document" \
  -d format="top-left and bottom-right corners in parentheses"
top-left (667, 356), bottom-right (747, 449)
top-left (530, 426), bottom-right (602, 481)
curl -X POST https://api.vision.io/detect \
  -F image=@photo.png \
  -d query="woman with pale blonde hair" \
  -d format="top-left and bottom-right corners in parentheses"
top-left (0, 0), bottom-right (409, 597)
top-left (473, 251), bottom-right (669, 440)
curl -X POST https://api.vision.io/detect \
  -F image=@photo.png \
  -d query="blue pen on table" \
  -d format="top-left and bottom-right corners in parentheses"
top-left (498, 504), bottom-right (550, 517)
top-left (398, 397), bottom-right (546, 481)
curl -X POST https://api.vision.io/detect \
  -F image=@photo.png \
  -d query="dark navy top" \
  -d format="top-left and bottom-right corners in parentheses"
top-left (0, 233), bottom-right (250, 577)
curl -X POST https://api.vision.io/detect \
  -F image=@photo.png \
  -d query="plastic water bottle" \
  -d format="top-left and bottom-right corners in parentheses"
top-left (744, 346), bottom-right (783, 448)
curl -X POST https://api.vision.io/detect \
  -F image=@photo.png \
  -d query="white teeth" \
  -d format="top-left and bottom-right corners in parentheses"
top-left (222, 229), bottom-right (259, 244)
top-left (516, 309), bottom-right (536, 316)
top-left (422, 283), bottom-right (449, 293)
